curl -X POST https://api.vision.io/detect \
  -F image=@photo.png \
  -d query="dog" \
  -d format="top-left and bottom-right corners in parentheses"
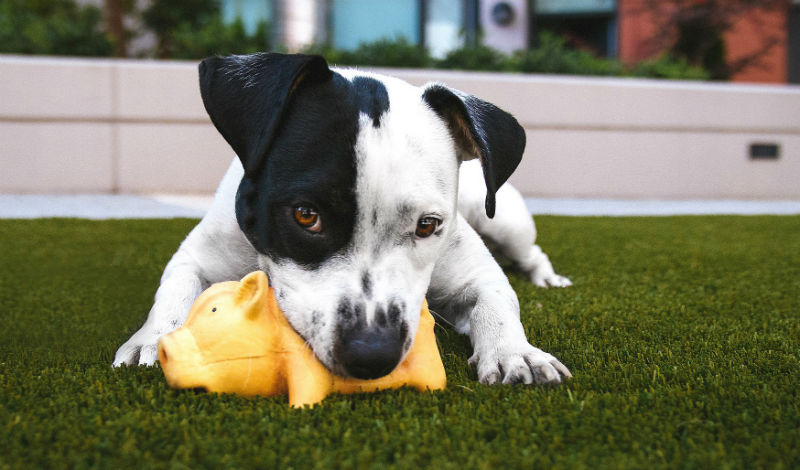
top-left (113, 53), bottom-right (572, 385)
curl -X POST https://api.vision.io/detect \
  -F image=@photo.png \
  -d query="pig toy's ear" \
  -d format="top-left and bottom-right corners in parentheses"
top-left (235, 271), bottom-right (270, 320)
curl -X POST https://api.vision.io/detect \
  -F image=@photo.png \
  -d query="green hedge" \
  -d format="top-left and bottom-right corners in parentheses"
top-left (0, 0), bottom-right (708, 81)
top-left (169, 18), bottom-right (271, 60)
top-left (0, 0), bottom-right (114, 57)
top-left (142, 0), bottom-right (271, 59)
top-left (307, 33), bottom-right (708, 81)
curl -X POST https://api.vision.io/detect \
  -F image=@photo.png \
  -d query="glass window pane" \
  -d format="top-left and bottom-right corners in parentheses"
top-left (222, 0), bottom-right (272, 34)
top-left (426, 0), bottom-right (464, 58)
top-left (332, 0), bottom-right (420, 50)
top-left (536, 0), bottom-right (615, 15)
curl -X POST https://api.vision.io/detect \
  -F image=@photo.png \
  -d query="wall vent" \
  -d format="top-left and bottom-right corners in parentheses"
top-left (749, 143), bottom-right (780, 160)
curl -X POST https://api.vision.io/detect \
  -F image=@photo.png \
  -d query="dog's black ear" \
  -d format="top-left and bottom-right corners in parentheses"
top-left (199, 53), bottom-right (333, 176)
top-left (421, 84), bottom-right (525, 218)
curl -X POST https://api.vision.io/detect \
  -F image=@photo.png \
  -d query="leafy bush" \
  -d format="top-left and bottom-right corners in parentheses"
top-left (436, 44), bottom-right (510, 71)
top-left (170, 18), bottom-right (271, 59)
top-left (629, 54), bottom-right (709, 80)
top-left (316, 37), bottom-right (431, 68)
top-left (510, 32), bottom-right (622, 76)
top-left (0, 0), bottom-right (114, 56)
top-left (0, 2), bottom-right (711, 82)
top-left (305, 33), bottom-right (707, 81)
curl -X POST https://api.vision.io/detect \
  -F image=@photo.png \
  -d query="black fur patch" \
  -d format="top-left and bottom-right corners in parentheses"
top-left (361, 271), bottom-right (373, 298)
top-left (221, 69), bottom-right (400, 266)
top-left (234, 72), bottom-right (369, 266)
top-left (352, 76), bottom-right (390, 128)
top-left (200, 54), bottom-right (401, 267)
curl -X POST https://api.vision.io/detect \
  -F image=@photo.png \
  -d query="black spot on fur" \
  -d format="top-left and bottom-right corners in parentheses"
top-left (337, 297), bottom-right (366, 329)
top-left (388, 300), bottom-right (404, 325)
top-left (361, 271), bottom-right (372, 298)
top-left (395, 201), bottom-right (414, 220)
top-left (352, 76), bottom-right (390, 128)
top-left (399, 321), bottom-right (409, 344)
top-left (374, 305), bottom-right (387, 328)
top-left (232, 70), bottom-right (364, 267)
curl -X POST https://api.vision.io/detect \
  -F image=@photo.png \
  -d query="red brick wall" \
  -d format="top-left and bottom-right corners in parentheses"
top-left (724, 6), bottom-right (787, 83)
top-left (617, 0), bottom-right (788, 83)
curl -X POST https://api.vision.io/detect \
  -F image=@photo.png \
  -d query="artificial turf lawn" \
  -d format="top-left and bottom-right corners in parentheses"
top-left (0, 216), bottom-right (798, 469)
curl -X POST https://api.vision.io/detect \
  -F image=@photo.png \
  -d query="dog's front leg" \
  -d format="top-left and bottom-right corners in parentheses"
top-left (429, 216), bottom-right (571, 385)
top-left (112, 247), bottom-right (207, 366)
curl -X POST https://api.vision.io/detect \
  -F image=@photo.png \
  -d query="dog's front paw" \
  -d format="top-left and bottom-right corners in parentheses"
top-left (530, 262), bottom-right (572, 288)
top-left (112, 327), bottom-right (162, 367)
top-left (531, 271), bottom-right (572, 288)
top-left (468, 343), bottom-right (571, 385)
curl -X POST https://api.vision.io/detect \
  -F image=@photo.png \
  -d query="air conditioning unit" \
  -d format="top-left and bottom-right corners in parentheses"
top-left (480, 0), bottom-right (529, 54)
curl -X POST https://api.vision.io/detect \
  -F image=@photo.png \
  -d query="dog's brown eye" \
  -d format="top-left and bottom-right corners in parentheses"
top-left (294, 205), bottom-right (322, 233)
top-left (415, 217), bottom-right (439, 238)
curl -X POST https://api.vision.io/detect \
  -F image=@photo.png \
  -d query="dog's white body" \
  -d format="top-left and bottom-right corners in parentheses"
top-left (114, 60), bottom-right (571, 385)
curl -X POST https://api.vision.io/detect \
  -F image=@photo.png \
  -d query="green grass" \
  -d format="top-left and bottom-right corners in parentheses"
top-left (1, 217), bottom-right (798, 469)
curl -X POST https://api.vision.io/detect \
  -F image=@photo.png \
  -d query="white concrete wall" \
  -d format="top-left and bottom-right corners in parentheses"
top-left (2, 54), bottom-right (799, 198)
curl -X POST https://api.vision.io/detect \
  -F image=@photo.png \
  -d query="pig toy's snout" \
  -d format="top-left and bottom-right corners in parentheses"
top-left (158, 329), bottom-right (207, 390)
top-left (158, 340), bottom-right (169, 366)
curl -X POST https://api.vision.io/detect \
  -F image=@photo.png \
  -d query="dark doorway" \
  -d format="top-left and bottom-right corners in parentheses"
top-left (533, 13), bottom-right (616, 57)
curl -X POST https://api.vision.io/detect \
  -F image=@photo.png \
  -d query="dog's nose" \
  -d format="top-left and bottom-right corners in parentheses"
top-left (335, 327), bottom-right (404, 380)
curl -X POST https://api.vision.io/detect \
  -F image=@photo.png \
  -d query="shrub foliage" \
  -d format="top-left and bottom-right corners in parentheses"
top-left (1, 0), bottom-right (709, 80)
top-left (0, 0), bottom-right (114, 57)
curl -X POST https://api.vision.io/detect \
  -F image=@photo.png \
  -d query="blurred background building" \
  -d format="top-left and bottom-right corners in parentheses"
top-left (90, 0), bottom-right (798, 83)
top-left (211, 0), bottom-right (800, 82)
top-left (12, 0), bottom-right (793, 83)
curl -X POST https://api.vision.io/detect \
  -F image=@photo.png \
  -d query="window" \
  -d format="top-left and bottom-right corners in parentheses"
top-left (222, 0), bottom-right (272, 34)
top-left (533, 0), bottom-right (617, 57)
top-left (331, 0), bottom-right (421, 50)
top-left (425, 0), bottom-right (465, 58)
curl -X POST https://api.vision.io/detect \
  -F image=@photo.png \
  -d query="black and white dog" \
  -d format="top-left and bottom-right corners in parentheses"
top-left (113, 53), bottom-right (572, 385)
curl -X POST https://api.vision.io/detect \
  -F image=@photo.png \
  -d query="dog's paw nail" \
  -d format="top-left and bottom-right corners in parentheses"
top-left (537, 364), bottom-right (561, 384)
top-left (551, 275), bottom-right (572, 288)
top-left (502, 370), bottom-right (533, 385)
top-left (533, 274), bottom-right (572, 288)
top-left (479, 370), bottom-right (502, 385)
top-left (551, 358), bottom-right (573, 378)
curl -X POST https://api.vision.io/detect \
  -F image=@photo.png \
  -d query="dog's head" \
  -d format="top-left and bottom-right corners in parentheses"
top-left (199, 53), bottom-right (525, 379)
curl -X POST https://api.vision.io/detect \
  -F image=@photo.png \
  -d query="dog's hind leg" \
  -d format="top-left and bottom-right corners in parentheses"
top-left (457, 160), bottom-right (571, 288)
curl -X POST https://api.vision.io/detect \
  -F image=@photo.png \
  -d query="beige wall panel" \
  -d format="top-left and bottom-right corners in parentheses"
top-left (115, 61), bottom-right (208, 121)
top-left (0, 122), bottom-right (113, 192)
top-left (117, 123), bottom-right (233, 193)
top-left (0, 56), bottom-right (113, 119)
top-left (1, 57), bottom-right (798, 198)
top-left (511, 130), bottom-right (800, 198)
top-left (379, 69), bottom-right (800, 132)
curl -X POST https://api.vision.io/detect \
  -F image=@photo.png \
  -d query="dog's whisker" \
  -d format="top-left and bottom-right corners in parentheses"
top-left (429, 308), bottom-right (456, 329)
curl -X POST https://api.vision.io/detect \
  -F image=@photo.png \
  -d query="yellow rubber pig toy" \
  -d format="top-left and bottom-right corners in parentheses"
top-left (158, 271), bottom-right (446, 407)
